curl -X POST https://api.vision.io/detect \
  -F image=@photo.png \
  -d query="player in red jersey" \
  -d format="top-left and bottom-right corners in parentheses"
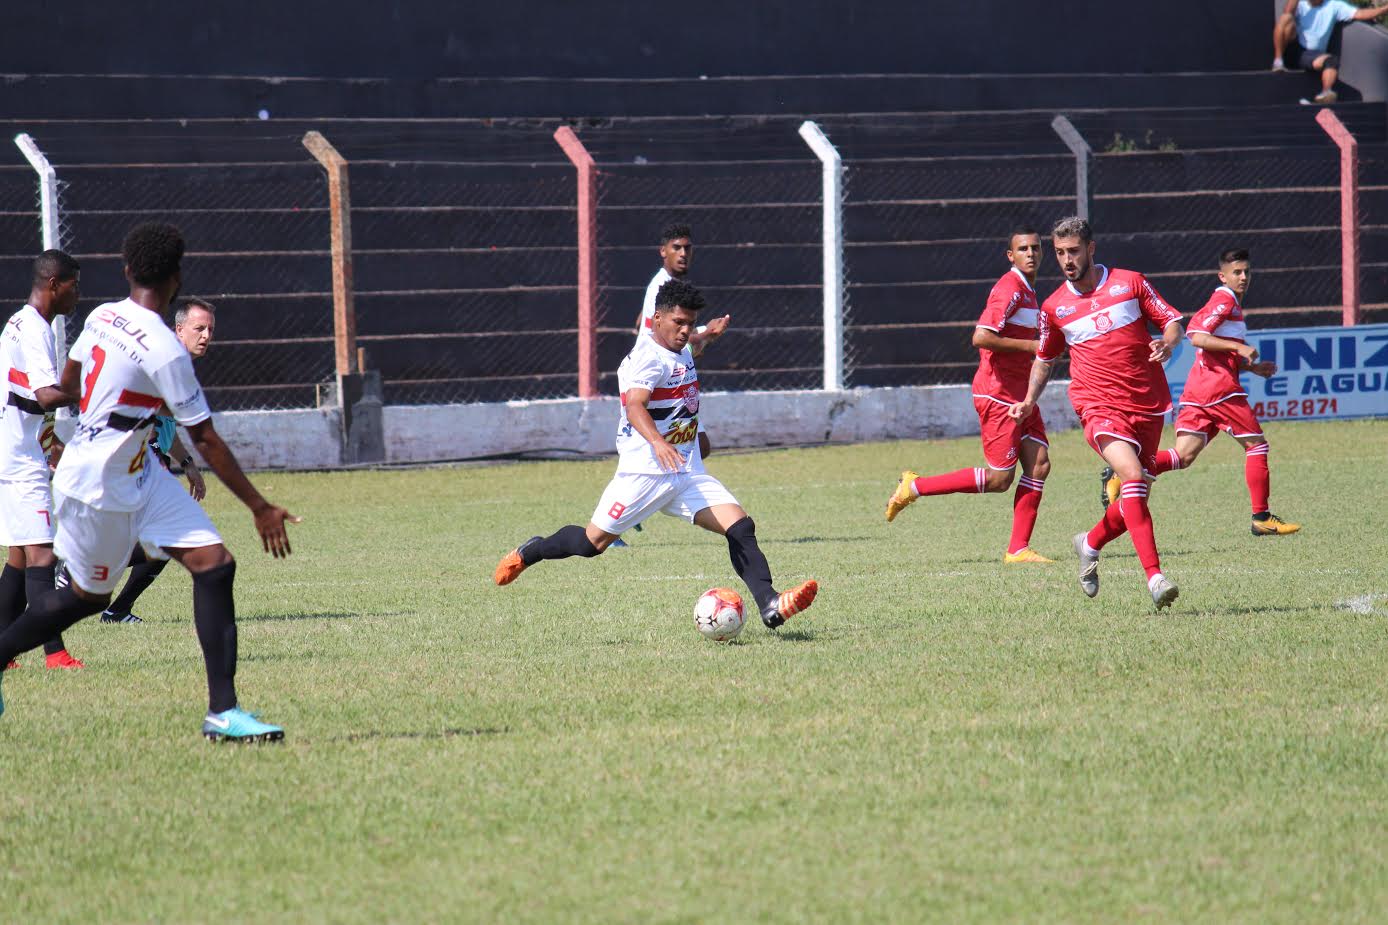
top-left (1135, 249), bottom-right (1300, 536)
top-left (885, 227), bottom-right (1053, 563)
top-left (1008, 217), bottom-right (1184, 608)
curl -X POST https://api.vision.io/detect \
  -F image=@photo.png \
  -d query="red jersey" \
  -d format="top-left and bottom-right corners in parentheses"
top-left (1180, 286), bottom-right (1246, 407)
top-left (1038, 266), bottom-right (1183, 416)
top-left (972, 267), bottom-right (1039, 404)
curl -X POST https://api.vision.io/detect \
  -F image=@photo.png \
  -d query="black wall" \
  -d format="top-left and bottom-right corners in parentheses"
top-left (16, 0), bottom-right (1270, 79)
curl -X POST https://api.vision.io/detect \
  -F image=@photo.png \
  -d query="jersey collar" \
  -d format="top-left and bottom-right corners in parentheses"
top-left (1215, 284), bottom-right (1241, 306)
top-left (1009, 266), bottom-right (1035, 293)
top-left (1064, 264), bottom-right (1109, 297)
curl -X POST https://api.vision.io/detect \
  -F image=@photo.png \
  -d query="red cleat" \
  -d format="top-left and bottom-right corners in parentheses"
top-left (760, 579), bottom-right (819, 629)
top-left (4, 659), bottom-right (18, 670)
top-left (45, 650), bottom-right (84, 670)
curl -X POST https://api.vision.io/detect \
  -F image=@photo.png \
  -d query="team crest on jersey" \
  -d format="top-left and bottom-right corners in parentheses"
top-left (1056, 305), bottom-right (1076, 319)
top-left (1094, 312), bottom-right (1113, 332)
top-left (683, 384), bottom-right (700, 413)
top-left (1108, 284), bottom-right (1130, 296)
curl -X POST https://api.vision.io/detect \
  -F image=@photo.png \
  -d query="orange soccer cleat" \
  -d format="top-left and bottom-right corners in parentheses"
top-left (493, 537), bottom-right (541, 586)
top-left (761, 579), bottom-right (818, 629)
top-left (45, 649), bottom-right (84, 670)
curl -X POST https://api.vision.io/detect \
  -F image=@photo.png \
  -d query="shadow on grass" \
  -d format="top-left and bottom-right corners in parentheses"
top-left (1198, 603), bottom-right (1322, 617)
top-left (771, 628), bottom-right (818, 642)
top-left (239, 611), bottom-right (399, 623)
top-left (331, 726), bottom-right (510, 744)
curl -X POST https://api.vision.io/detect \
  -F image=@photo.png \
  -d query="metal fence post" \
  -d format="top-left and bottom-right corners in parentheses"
top-left (13, 133), bottom-right (67, 354)
top-left (553, 126), bottom-right (599, 399)
top-left (1051, 115), bottom-right (1092, 222)
top-left (798, 121), bottom-right (844, 392)
top-left (1315, 109), bottom-right (1361, 325)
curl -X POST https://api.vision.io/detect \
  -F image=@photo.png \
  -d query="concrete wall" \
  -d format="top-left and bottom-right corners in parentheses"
top-left (1342, 23), bottom-right (1388, 102)
top-left (210, 384), bottom-right (1080, 471)
top-left (11, 1), bottom-right (1271, 79)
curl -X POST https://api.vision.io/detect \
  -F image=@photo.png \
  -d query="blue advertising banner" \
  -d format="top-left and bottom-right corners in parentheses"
top-left (1164, 322), bottom-right (1388, 422)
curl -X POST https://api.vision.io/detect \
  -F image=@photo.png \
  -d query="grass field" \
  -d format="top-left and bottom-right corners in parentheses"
top-left (1, 418), bottom-right (1385, 923)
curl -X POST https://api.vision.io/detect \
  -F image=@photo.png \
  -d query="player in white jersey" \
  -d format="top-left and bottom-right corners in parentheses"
top-left (0, 250), bottom-right (85, 670)
top-left (632, 223), bottom-right (730, 356)
top-left (0, 223), bottom-right (298, 742)
top-left (496, 278), bottom-right (818, 629)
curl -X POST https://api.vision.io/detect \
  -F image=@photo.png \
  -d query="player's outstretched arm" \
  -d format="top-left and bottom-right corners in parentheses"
top-left (184, 418), bottom-right (298, 557)
top-left (972, 327), bottom-right (1039, 355)
top-left (1008, 357), bottom-right (1054, 420)
top-left (689, 314), bottom-right (731, 357)
top-left (624, 387), bottom-right (685, 473)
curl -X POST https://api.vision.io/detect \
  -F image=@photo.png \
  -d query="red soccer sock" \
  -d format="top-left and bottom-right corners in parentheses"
top-left (912, 467), bottom-right (987, 498)
top-left (1149, 448), bottom-right (1182, 476)
top-left (1118, 480), bottom-right (1162, 579)
top-left (1086, 499), bottom-right (1127, 551)
top-left (1007, 476), bottom-right (1045, 555)
top-left (1245, 442), bottom-right (1270, 514)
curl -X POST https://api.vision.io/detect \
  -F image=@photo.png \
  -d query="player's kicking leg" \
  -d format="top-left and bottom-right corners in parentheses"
top-left (1077, 435), bottom-right (1178, 609)
top-left (690, 501), bottom-right (817, 629)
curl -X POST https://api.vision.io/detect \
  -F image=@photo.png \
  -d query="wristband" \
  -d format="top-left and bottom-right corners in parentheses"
top-left (180, 456), bottom-right (195, 468)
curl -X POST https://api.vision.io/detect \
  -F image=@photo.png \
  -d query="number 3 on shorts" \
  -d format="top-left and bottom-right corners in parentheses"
top-left (607, 501), bottom-right (627, 520)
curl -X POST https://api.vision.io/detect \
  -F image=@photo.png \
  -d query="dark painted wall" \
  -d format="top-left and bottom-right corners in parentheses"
top-left (15, 0), bottom-right (1270, 79)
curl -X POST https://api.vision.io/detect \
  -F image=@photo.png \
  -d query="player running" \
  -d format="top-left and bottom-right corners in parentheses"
top-left (1107, 249), bottom-right (1300, 537)
top-left (98, 297), bottom-right (215, 624)
top-left (0, 223), bottom-right (298, 741)
top-left (496, 279), bottom-right (818, 629)
top-left (1008, 217), bottom-right (1185, 608)
top-left (0, 250), bottom-right (85, 670)
top-left (885, 227), bottom-right (1053, 563)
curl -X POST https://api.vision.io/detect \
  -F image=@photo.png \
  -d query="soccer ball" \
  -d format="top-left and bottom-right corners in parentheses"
top-left (694, 587), bottom-right (745, 642)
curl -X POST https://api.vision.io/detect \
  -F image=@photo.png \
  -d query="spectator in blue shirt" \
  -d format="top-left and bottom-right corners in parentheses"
top-left (1274, 0), bottom-right (1388, 104)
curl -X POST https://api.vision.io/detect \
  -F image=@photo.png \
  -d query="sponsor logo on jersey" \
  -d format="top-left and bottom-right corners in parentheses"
top-left (1109, 284), bottom-right (1130, 296)
top-left (94, 308), bottom-right (153, 350)
top-left (1056, 305), bottom-right (1076, 319)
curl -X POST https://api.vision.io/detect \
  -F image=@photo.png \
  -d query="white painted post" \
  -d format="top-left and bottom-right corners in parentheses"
top-left (798, 120), bottom-right (844, 392)
top-left (1050, 115), bottom-right (1092, 221)
top-left (14, 133), bottom-right (70, 430)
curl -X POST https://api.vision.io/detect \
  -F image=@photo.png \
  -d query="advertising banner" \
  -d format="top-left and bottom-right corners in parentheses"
top-left (1165, 322), bottom-right (1388, 422)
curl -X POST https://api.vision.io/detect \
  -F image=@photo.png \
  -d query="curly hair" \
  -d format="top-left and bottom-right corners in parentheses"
top-left (659, 222), bottom-right (692, 245)
top-left (653, 278), bottom-right (705, 314)
top-left (122, 222), bottom-right (185, 286)
top-left (1051, 216), bottom-right (1092, 243)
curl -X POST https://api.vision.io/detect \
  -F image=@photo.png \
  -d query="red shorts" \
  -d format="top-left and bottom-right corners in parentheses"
top-left (1175, 397), bottom-right (1264, 441)
top-left (1080, 407), bottom-right (1166, 471)
top-left (974, 397), bottom-right (1047, 470)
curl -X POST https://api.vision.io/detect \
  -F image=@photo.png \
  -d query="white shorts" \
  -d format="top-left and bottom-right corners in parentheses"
top-left (591, 471), bottom-right (739, 534)
top-left (0, 474), bottom-right (56, 546)
top-left (55, 468), bottom-right (222, 595)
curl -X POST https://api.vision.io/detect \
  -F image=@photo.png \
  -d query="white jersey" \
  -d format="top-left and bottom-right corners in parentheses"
top-left (54, 298), bottom-right (211, 512)
top-left (615, 335), bottom-right (703, 475)
top-left (0, 304), bottom-right (60, 482)
top-left (637, 267), bottom-right (673, 341)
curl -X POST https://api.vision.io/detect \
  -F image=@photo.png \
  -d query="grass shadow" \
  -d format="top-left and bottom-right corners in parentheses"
top-left (770, 628), bottom-right (818, 642)
top-left (330, 726), bottom-right (510, 744)
top-left (239, 611), bottom-right (397, 623)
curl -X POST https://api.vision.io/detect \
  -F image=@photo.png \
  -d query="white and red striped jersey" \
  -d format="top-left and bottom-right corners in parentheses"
top-left (615, 334), bottom-right (703, 475)
top-left (1181, 286), bottom-right (1247, 407)
top-left (1038, 266), bottom-right (1183, 416)
top-left (0, 305), bottom-right (60, 481)
top-left (54, 299), bottom-right (211, 511)
top-left (972, 267), bottom-right (1039, 404)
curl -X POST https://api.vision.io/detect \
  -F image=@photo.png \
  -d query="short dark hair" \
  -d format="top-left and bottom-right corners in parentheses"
top-left (1052, 216), bottom-right (1092, 242)
top-left (174, 297), bottom-right (216, 327)
top-left (32, 249), bottom-right (79, 286)
top-left (1008, 226), bottom-right (1040, 247)
top-left (1219, 248), bottom-right (1250, 266)
top-left (654, 278), bottom-right (705, 314)
top-left (660, 222), bottom-right (692, 245)
top-left (122, 222), bottom-right (185, 287)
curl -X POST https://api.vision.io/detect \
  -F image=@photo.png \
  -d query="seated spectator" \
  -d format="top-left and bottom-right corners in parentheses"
top-left (1274, 0), bottom-right (1388, 103)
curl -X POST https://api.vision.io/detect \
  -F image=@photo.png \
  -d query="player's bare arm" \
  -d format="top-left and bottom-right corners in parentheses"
top-left (689, 314), bottom-right (731, 357)
top-left (1354, 3), bottom-right (1388, 20)
top-left (1148, 321), bottom-right (1183, 364)
top-left (623, 387), bottom-right (685, 473)
top-left (972, 327), bottom-right (1039, 355)
top-left (1008, 357), bottom-right (1054, 420)
top-left (184, 419), bottom-right (298, 557)
top-left (168, 432), bottom-right (207, 500)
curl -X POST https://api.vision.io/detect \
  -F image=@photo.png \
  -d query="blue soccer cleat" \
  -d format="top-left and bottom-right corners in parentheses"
top-left (202, 706), bottom-right (284, 743)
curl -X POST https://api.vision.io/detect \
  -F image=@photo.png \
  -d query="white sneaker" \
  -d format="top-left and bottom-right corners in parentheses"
top-left (1149, 575), bottom-right (1179, 610)
top-left (1073, 533), bottom-right (1100, 598)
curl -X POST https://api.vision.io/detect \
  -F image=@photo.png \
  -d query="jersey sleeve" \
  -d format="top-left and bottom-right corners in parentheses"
top-left (148, 353), bottom-right (211, 427)
top-left (1036, 305), bottom-right (1064, 362)
top-left (67, 326), bottom-right (94, 367)
top-left (1135, 275), bottom-right (1182, 328)
top-left (620, 346), bottom-right (665, 395)
top-left (1187, 298), bottom-right (1230, 337)
top-left (1333, 0), bottom-right (1358, 21)
top-left (20, 318), bottom-right (59, 391)
top-left (975, 279), bottom-right (1018, 332)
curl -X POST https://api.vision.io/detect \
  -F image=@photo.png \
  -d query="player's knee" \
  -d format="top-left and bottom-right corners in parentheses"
top-left (1177, 447), bottom-right (1201, 468)
top-left (983, 468), bottom-right (1014, 493)
top-left (1028, 457), bottom-right (1051, 481)
top-left (725, 516), bottom-right (755, 542)
top-left (1322, 54), bottom-right (1338, 71)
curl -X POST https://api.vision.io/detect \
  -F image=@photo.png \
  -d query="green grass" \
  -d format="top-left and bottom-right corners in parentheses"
top-left (2, 419), bottom-right (1385, 923)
